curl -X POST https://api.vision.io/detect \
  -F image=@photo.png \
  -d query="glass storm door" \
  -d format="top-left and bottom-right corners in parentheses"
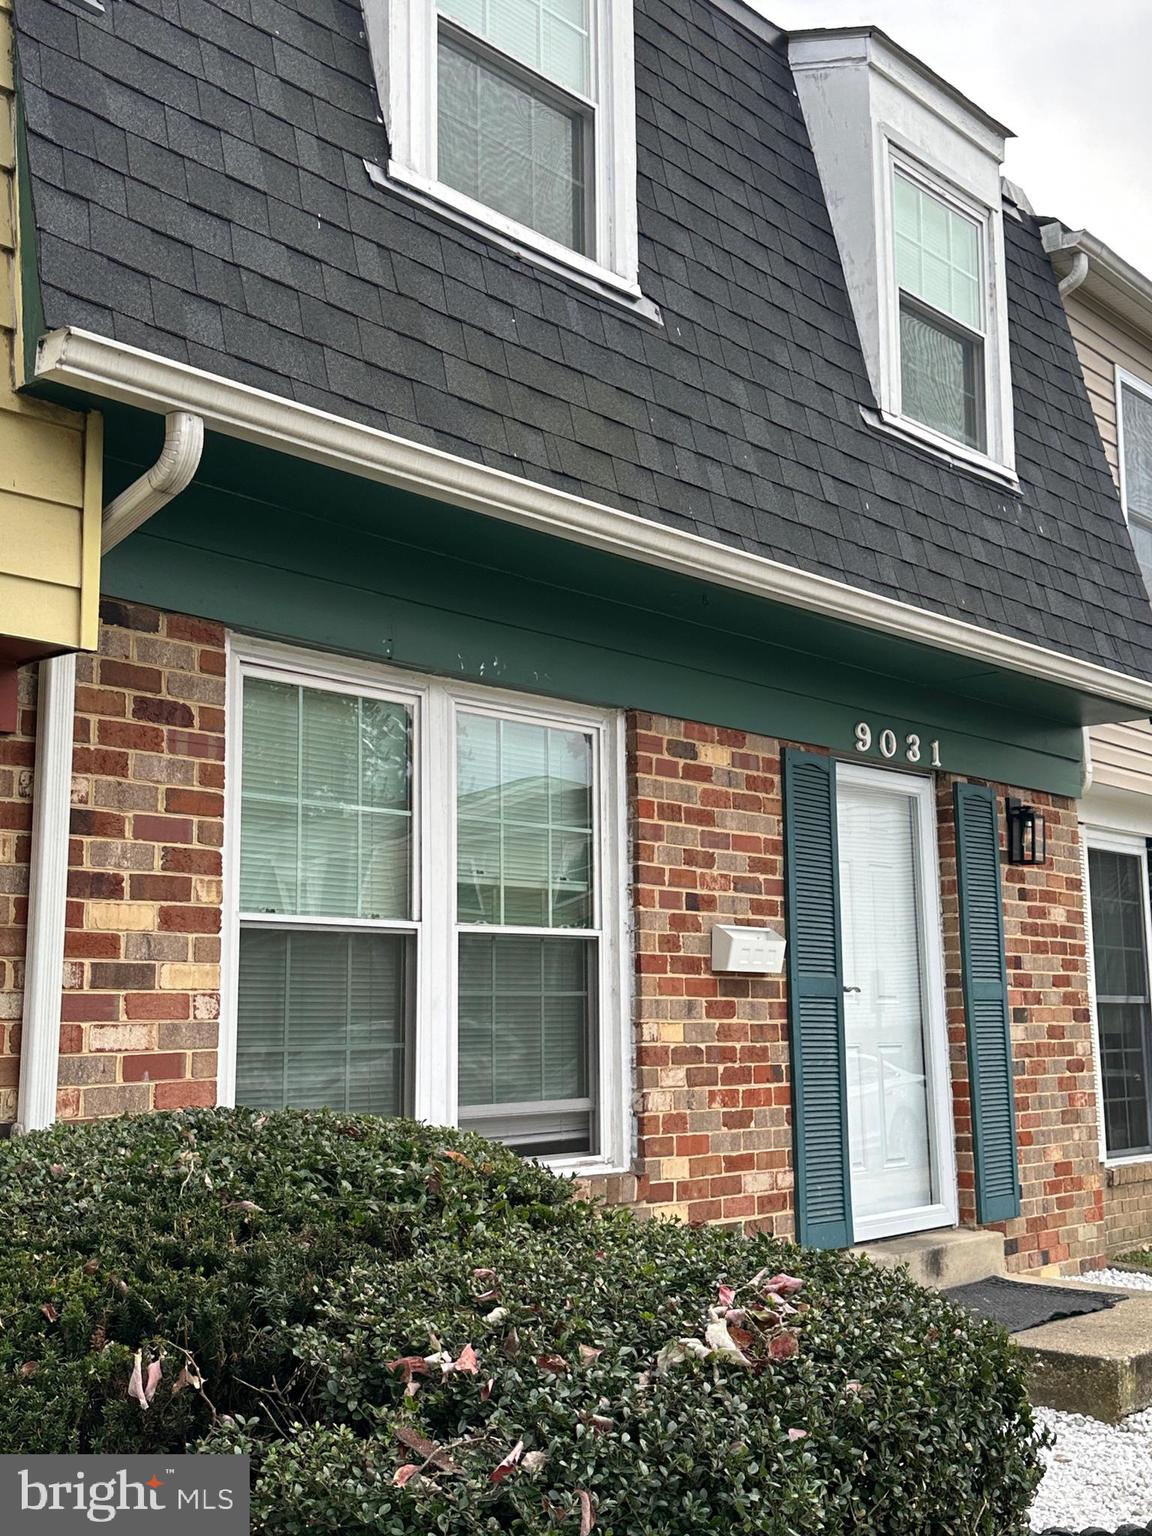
top-left (836, 765), bottom-right (956, 1241)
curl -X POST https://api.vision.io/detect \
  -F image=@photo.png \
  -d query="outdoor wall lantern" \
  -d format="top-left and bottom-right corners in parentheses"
top-left (1006, 797), bottom-right (1047, 866)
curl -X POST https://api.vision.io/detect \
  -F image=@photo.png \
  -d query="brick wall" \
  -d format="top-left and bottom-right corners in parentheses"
top-left (583, 713), bottom-right (795, 1232)
top-left (58, 601), bottom-right (226, 1119)
top-left (0, 664), bottom-right (35, 1127)
top-left (939, 784), bottom-right (1104, 1273)
top-left (1104, 1163), bottom-right (1152, 1254)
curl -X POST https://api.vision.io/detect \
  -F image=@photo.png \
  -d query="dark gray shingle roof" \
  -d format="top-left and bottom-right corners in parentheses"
top-left (14, 0), bottom-right (1152, 679)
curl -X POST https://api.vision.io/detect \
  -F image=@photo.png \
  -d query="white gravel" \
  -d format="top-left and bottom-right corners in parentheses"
top-left (1074, 1265), bottom-right (1152, 1291)
top-left (1030, 1405), bottom-right (1152, 1532)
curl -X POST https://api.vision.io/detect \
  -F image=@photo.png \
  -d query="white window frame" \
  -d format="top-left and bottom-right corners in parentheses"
top-left (1116, 366), bottom-right (1152, 582)
top-left (220, 634), bottom-right (632, 1177)
top-left (1083, 825), bottom-right (1152, 1167)
top-left (877, 143), bottom-right (1015, 479)
top-left (362, 0), bottom-right (640, 297)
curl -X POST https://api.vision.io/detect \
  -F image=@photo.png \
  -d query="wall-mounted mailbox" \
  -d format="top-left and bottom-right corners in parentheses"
top-left (710, 924), bottom-right (786, 974)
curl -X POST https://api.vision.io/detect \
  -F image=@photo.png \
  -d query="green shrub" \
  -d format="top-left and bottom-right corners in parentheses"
top-left (0, 1108), bottom-right (1043, 1533)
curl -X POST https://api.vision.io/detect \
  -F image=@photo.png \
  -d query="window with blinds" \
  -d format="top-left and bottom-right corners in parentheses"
top-left (1120, 377), bottom-right (1152, 597)
top-left (235, 676), bottom-right (414, 1117)
top-left (1087, 843), bottom-right (1152, 1158)
top-left (437, 0), bottom-right (593, 254)
top-left (228, 654), bottom-right (621, 1166)
top-left (893, 170), bottom-right (987, 452)
top-left (456, 710), bottom-right (598, 1155)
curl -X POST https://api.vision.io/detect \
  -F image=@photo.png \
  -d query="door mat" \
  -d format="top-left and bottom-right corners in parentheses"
top-left (941, 1275), bottom-right (1123, 1333)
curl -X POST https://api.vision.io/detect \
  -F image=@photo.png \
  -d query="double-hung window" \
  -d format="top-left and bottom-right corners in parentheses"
top-left (363, 0), bottom-right (638, 293)
top-left (1087, 832), bottom-right (1152, 1161)
top-left (893, 169), bottom-right (987, 453)
top-left (1118, 369), bottom-right (1152, 596)
top-left (224, 640), bottom-right (628, 1170)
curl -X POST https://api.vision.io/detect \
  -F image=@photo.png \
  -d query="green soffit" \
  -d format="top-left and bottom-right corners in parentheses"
top-left (79, 404), bottom-right (1115, 797)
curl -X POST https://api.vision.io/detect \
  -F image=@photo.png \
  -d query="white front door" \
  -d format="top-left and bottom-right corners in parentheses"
top-left (836, 764), bottom-right (956, 1242)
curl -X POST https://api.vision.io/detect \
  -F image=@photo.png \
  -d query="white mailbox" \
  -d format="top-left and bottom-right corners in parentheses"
top-left (710, 924), bottom-right (786, 974)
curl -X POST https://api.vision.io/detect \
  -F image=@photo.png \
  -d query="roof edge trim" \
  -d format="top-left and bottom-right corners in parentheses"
top-left (32, 325), bottom-right (1152, 716)
top-left (1041, 219), bottom-right (1152, 331)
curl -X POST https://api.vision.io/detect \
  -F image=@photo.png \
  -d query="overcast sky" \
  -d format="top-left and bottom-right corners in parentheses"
top-left (758, 0), bottom-right (1152, 273)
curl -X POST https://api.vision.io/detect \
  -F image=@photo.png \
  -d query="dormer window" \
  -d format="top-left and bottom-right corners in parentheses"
top-left (363, 0), bottom-right (639, 297)
top-left (790, 28), bottom-right (1016, 485)
top-left (893, 167), bottom-right (987, 452)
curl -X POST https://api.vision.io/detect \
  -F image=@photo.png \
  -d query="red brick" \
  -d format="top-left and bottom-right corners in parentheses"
top-left (134, 815), bottom-right (195, 844)
top-left (99, 660), bottom-right (163, 692)
top-left (122, 1052), bottom-right (187, 1081)
top-left (124, 992), bottom-right (191, 1020)
top-left (154, 1079), bottom-right (216, 1109)
top-left (97, 720), bottom-right (166, 752)
top-left (132, 696), bottom-right (195, 727)
top-left (158, 905), bottom-right (221, 933)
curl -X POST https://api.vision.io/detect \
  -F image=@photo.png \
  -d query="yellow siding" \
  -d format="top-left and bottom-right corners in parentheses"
top-left (0, 0), bottom-right (101, 658)
top-left (1066, 290), bottom-right (1152, 794)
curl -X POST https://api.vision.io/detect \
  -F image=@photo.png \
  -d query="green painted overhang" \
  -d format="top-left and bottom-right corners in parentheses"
top-left (24, 358), bottom-right (1152, 797)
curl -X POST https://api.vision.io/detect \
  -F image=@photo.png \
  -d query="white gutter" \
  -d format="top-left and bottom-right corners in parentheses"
top-left (33, 324), bottom-right (1152, 716)
top-left (14, 407), bottom-right (203, 1134)
top-left (102, 412), bottom-right (204, 551)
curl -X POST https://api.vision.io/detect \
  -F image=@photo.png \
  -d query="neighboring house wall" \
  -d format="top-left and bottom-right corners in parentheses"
top-left (1068, 285), bottom-right (1152, 1250)
top-left (0, 0), bottom-right (101, 664)
top-left (0, 664), bottom-right (33, 1126)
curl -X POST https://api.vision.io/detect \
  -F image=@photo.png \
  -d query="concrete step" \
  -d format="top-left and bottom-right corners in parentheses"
top-left (852, 1227), bottom-right (1005, 1290)
top-left (1013, 1284), bottom-right (1152, 1422)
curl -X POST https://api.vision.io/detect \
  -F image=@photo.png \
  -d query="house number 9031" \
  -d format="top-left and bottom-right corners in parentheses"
top-left (854, 721), bottom-right (942, 768)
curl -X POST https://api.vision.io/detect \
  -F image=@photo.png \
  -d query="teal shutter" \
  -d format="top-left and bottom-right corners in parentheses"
top-left (783, 750), bottom-right (853, 1249)
top-left (954, 784), bottom-right (1021, 1223)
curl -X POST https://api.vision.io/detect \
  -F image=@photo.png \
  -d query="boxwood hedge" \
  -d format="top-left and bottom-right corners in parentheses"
top-left (0, 1108), bottom-right (1043, 1533)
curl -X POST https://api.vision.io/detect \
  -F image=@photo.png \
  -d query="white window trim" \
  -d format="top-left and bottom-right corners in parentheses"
top-left (362, 0), bottom-right (640, 298)
top-left (221, 633), bottom-right (632, 1177)
top-left (1116, 365), bottom-right (1152, 533)
top-left (1082, 823), bottom-right (1152, 1168)
top-left (876, 139), bottom-right (1016, 481)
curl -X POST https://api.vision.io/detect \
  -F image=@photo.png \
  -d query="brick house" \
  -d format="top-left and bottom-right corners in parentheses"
top-left (4, 0), bottom-right (1152, 1273)
top-left (1043, 220), bottom-right (1152, 1255)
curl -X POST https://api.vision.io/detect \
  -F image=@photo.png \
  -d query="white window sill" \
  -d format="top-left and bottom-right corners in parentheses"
top-left (862, 406), bottom-right (1021, 494)
top-left (365, 159), bottom-right (662, 325)
top-left (541, 1155), bottom-right (631, 1180)
top-left (1104, 1152), bottom-right (1152, 1170)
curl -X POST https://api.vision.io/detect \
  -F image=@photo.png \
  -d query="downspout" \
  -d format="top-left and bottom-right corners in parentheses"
top-left (1058, 251), bottom-right (1089, 298)
top-left (15, 412), bottom-right (205, 1133)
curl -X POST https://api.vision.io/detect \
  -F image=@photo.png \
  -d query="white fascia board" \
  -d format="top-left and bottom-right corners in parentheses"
top-left (33, 324), bottom-right (1152, 716)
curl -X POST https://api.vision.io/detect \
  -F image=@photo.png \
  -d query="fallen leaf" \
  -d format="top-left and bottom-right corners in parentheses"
top-left (128, 1351), bottom-right (148, 1410)
top-left (578, 1345), bottom-right (602, 1365)
top-left (40, 1304), bottom-right (58, 1324)
top-left (49, 1164), bottom-right (66, 1179)
top-left (388, 1355), bottom-right (429, 1383)
top-left (489, 1439), bottom-right (524, 1484)
top-left (144, 1359), bottom-right (162, 1404)
top-left (392, 1465), bottom-right (420, 1487)
top-left (759, 1272), bottom-right (805, 1297)
top-left (484, 1307), bottom-right (509, 1325)
top-left (438, 1148), bottom-right (474, 1169)
top-left (704, 1319), bottom-right (750, 1364)
top-left (451, 1343), bottom-right (479, 1374)
top-left (769, 1333), bottom-right (799, 1361)
top-left (480, 1377), bottom-right (495, 1401)
top-left (578, 1489), bottom-right (596, 1535)
top-left (787, 1427), bottom-right (808, 1442)
top-left (536, 1353), bottom-right (568, 1374)
top-left (502, 1328), bottom-right (521, 1359)
top-left (19, 1361), bottom-right (38, 1378)
top-left (522, 1451), bottom-right (549, 1473)
top-left (717, 1284), bottom-right (736, 1308)
top-left (654, 1337), bottom-right (710, 1374)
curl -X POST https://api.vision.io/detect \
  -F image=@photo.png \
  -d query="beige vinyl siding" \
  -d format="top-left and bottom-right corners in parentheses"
top-left (1067, 291), bottom-right (1152, 792)
top-left (1065, 289), bottom-right (1152, 486)
top-left (0, 0), bottom-right (101, 657)
top-left (1091, 720), bottom-right (1152, 797)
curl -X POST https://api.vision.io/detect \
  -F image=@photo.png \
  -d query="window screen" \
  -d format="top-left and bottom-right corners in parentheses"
top-left (236, 677), bottom-right (414, 1115)
top-left (436, 0), bottom-right (592, 254)
top-left (893, 171), bottom-right (986, 451)
top-left (456, 710), bottom-right (597, 1154)
top-left (1121, 381), bottom-right (1152, 595)
top-left (1088, 845), bottom-right (1152, 1158)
